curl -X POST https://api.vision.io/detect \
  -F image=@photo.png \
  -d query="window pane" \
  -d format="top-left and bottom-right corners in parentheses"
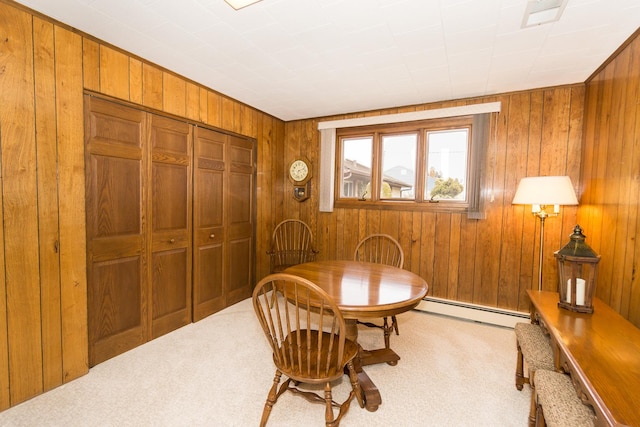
top-left (381, 133), bottom-right (417, 199)
top-left (341, 137), bottom-right (372, 199)
top-left (425, 129), bottom-right (468, 201)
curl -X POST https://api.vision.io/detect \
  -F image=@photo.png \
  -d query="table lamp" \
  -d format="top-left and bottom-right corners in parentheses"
top-left (512, 176), bottom-right (578, 291)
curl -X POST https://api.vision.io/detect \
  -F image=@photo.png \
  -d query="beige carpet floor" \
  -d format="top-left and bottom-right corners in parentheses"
top-left (0, 298), bottom-right (530, 426)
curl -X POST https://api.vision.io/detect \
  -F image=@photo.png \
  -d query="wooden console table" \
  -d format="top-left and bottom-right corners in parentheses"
top-left (527, 290), bottom-right (640, 427)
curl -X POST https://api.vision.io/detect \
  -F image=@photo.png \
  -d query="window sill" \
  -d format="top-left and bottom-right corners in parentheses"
top-left (334, 199), bottom-right (470, 213)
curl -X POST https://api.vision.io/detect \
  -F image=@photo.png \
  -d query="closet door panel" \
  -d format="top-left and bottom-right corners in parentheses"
top-left (227, 237), bottom-right (252, 305)
top-left (89, 256), bottom-right (145, 364)
top-left (85, 96), bottom-right (147, 367)
top-left (226, 135), bottom-right (255, 305)
top-left (193, 127), bottom-right (226, 320)
top-left (149, 115), bottom-right (192, 338)
top-left (151, 248), bottom-right (189, 337)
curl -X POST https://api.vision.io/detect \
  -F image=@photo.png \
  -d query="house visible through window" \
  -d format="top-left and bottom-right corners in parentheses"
top-left (336, 116), bottom-right (478, 212)
top-left (425, 128), bottom-right (469, 202)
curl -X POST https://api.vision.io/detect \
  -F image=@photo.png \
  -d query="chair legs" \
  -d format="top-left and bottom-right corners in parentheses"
top-left (347, 360), bottom-right (364, 409)
top-left (324, 383), bottom-right (334, 426)
top-left (515, 341), bottom-right (539, 427)
top-left (260, 366), bottom-right (360, 427)
top-left (528, 371), bottom-right (538, 427)
top-left (327, 360), bottom-right (361, 427)
top-left (382, 316), bottom-right (399, 349)
top-left (361, 315), bottom-right (400, 351)
top-left (535, 402), bottom-right (545, 427)
top-left (390, 315), bottom-right (399, 335)
top-left (515, 341), bottom-right (527, 391)
top-left (260, 371), bottom-right (282, 427)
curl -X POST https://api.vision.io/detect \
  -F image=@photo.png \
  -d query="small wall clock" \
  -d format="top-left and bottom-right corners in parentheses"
top-left (288, 157), bottom-right (312, 202)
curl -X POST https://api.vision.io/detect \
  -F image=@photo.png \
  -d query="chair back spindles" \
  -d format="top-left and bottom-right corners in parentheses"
top-left (253, 274), bottom-right (347, 379)
top-left (353, 234), bottom-right (404, 268)
top-left (268, 219), bottom-right (319, 272)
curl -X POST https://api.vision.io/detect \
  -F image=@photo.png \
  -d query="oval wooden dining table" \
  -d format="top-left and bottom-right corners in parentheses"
top-left (284, 260), bottom-right (429, 412)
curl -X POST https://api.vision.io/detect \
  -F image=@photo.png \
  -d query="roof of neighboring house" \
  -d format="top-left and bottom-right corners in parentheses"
top-left (342, 159), bottom-right (412, 188)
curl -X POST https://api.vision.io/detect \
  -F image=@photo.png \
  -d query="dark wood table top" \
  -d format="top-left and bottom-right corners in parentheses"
top-left (527, 290), bottom-right (640, 427)
top-left (284, 260), bottom-right (429, 319)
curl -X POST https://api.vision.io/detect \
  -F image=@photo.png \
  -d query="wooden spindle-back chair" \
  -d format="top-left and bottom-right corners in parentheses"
top-left (267, 219), bottom-right (319, 273)
top-left (252, 273), bottom-right (362, 426)
top-left (353, 234), bottom-right (405, 352)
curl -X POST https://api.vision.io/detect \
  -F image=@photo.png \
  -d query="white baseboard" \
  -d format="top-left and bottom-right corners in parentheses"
top-left (415, 297), bottom-right (530, 329)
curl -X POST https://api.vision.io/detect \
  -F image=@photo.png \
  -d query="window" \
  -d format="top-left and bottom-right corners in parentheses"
top-left (336, 115), bottom-right (481, 212)
top-left (425, 128), bottom-right (468, 202)
top-left (340, 137), bottom-right (372, 199)
top-left (381, 133), bottom-right (417, 199)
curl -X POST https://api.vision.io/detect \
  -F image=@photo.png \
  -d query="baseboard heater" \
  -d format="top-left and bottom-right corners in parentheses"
top-left (414, 297), bottom-right (530, 328)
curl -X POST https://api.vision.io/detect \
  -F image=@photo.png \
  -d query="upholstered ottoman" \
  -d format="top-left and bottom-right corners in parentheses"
top-left (515, 322), bottom-right (555, 388)
top-left (515, 322), bottom-right (555, 426)
top-left (534, 370), bottom-right (595, 427)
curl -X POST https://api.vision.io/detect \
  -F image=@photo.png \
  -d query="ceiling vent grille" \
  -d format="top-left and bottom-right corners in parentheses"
top-left (522, 0), bottom-right (569, 28)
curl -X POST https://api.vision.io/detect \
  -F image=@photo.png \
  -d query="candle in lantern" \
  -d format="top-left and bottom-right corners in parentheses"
top-left (566, 278), bottom-right (586, 305)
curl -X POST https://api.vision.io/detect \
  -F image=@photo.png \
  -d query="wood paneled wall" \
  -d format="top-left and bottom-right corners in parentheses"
top-left (277, 88), bottom-right (585, 314)
top-left (2, 0), bottom-right (639, 413)
top-left (579, 30), bottom-right (640, 327)
top-left (0, 0), bottom-right (283, 409)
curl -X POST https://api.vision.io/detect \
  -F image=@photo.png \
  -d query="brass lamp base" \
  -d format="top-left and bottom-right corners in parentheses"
top-left (557, 301), bottom-right (594, 314)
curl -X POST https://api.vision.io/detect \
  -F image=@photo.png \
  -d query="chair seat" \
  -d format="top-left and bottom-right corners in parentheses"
top-left (535, 370), bottom-right (595, 427)
top-left (279, 330), bottom-right (359, 382)
top-left (515, 323), bottom-right (554, 371)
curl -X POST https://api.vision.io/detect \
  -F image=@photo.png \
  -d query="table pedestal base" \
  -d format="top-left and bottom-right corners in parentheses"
top-left (360, 347), bottom-right (400, 366)
top-left (343, 319), bottom-right (403, 412)
top-left (351, 356), bottom-right (382, 412)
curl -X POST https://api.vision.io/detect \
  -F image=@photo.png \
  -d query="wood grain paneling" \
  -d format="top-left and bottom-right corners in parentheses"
top-left (33, 16), bottom-right (63, 392)
top-left (185, 82), bottom-right (201, 122)
top-left (99, 45), bottom-right (129, 100)
top-left (0, 0), bottom-right (279, 409)
top-left (82, 39), bottom-right (99, 92)
top-left (55, 26), bottom-right (89, 383)
top-left (142, 63), bottom-right (163, 109)
top-left (281, 87), bottom-right (583, 313)
top-left (582, 31), bottom-right (640, 327)
top-left (163, 73), bottom-right (186, 117)
top-left (207, 91), bottom-right (223, 128)
top-left (0, 4), bottom-right (12, 410)
top-left (0, 4), bottom-right (43, 405)
top-left (129, 58), bottom-right (143, 105)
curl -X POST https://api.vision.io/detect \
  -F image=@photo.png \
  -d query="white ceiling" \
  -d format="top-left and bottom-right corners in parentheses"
top-left (13, 0), bottom-right (640, 121)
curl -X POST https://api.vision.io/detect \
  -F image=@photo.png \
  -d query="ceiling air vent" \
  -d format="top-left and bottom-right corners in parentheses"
top-left (522, 0), bottom-right (569, 28)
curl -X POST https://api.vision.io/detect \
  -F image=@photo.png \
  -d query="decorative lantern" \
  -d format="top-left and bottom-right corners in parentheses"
top-left (554, 225), bottom-right (600, 313)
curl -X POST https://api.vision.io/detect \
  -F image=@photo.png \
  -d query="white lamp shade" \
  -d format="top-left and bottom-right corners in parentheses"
top-left (512, 176), bottom-right (578, 206)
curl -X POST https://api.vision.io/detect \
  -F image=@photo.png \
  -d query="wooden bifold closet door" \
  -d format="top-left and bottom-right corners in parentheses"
top-left (192, 127), bottom-right (255, 321)
top-left (149, 115), bottom-right (193, 339)
top-left (85, 96), bottom-right (192, 366)
top-left (85, 96), bottom-right (255, 366)
top-left (85, 97), bottom-right (149, 367)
